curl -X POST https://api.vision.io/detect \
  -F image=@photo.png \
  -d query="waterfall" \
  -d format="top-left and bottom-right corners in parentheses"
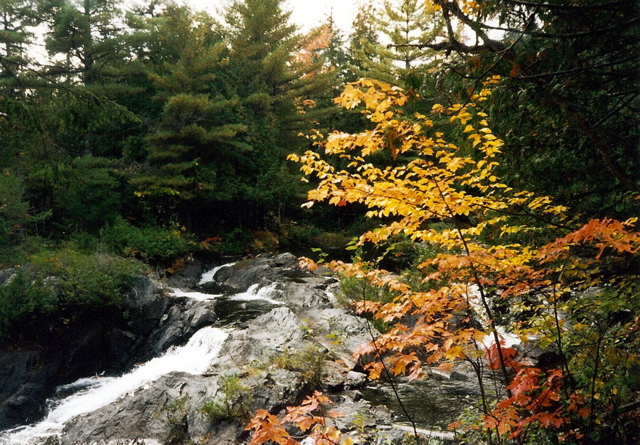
top-left (170, 288), bottom-right (221, 300)
top-left (0, 263), bottom-right (286, 444)
top-left (170, 282), bottom-right (283, 305)
top-left (172, 262), bottom-right (285, 305)
top-left (230, 283), bottom-right (284, 305)
top-left (0, 327), bottom-right (229, 445)
top-left (198, 262), bottom-right (235, 285)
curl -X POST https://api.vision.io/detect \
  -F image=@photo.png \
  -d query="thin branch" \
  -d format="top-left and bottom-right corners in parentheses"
top-left (474, 17), bottom-right (639, 40)
top-left (505, 0), bottom-right (628, 11)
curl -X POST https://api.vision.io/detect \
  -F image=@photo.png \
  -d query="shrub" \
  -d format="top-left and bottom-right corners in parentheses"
top-left (200, 373), bottom-right (252, 422)
top-left (272, 346), bottom-right (325, 389)
top-left (0, 269), bottom-right (57, 341)
top-left (0, 248), bottom-right (143, 343)
top-left (161, 396), bottom-right (190, 444)
top-left (101, 217), bottom-right (197, 263)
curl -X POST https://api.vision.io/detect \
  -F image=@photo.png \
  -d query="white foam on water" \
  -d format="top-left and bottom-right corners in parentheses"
top-left (230, 283), bottom-right (284, 305)
top-left (465, 284), bottom-right (523, 349)
top-left (1, 266), bottom-right (286, 444)
top-left (198, 262), bottom-right (236, 285)
top-left (1, 327), bottom-right (229, 444)
top-left (170, 288), bottom-right (221, 300)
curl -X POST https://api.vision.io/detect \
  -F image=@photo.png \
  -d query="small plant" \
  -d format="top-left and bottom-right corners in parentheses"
top-left (272, 346), bottom-right (325, 389)
top-left (326, 331), bottom-right (344, 345)
top-left (298, 319), bottom-right (315, 338)
top-left (161, 395), bottom-right (190, 445)
top-left (351, 411), bottom-right (371, 435)
top-left (200, 373), bottom-right (252, 422)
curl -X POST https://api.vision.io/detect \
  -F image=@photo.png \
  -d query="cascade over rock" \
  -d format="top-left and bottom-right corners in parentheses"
top-left (207, 253), bottom-right (300, 293)
top-left (1, 253), bottom-right (466, 444)
top-left (0, 273), bottom-right (216, 431)
top-left (58, 253), bottom-right (400, 444)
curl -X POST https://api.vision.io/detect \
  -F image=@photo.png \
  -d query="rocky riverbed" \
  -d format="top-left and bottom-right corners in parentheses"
top-left (1, 253), bottom-right (468, 444)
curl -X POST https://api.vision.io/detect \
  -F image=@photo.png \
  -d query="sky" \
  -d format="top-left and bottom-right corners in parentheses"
top-left (186, 0), bottom-right (362, 33)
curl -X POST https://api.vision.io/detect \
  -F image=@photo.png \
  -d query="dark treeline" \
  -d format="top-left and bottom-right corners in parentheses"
top-left (1, 0), bottom-right (638, 264)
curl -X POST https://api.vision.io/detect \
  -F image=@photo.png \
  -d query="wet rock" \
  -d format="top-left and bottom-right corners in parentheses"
top-left (0, 351), bottom-right (51, 430)
top-left (146, 299), bottom-right (217, 355)
top-left (212, 253), bottom-right (306, 292)
top-left (4, 253), bottom-right (480, 444)
top-left (0, 274), bottom-right (172, 429)
top-left (122, 276), bottom-right (168, 337)
top-left (165, 257), bottom-right (205, 289)
top-left (61, 372), bottom-right (200, 444)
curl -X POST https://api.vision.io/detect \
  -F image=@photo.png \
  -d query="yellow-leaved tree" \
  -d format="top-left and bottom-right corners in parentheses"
top-left (247, 78), bottom-right (640, 444)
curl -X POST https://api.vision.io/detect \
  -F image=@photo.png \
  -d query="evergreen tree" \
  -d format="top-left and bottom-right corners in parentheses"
top-left (0, 0), bottom-right (44, 169)
top-left (347, 1), bottom-right (386, 82)
top-left (221, 0), bottom-right (336, 228)
top-left (351, 0), bottom-right (445, 88)
top-left (43, 0), bottom-right (125, 85)
top-left (315, 13), bottom-right (350, 88)
top-left (379, 0), bottom-right (445, 86)
top-left (129, 4), bottom-right (247, 228)
top-left (0, 0), bottom-right (39, 71)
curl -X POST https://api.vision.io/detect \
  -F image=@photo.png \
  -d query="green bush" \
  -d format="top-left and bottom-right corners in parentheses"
top-left (272, 346), bottom-right (325, 389)
top-left (0, 270), bottom-right (57, 341)
top-left (0, 248), bottom-right (143, 342)
top-left (33, 250), bottom-right (143, 307)
top-left (161, 396), bottom-right (190, 444)
top-left (218, 228), bottom-right (254, 255)
top-left (101, 217), bottom-right (197, 263)
top-left (200, 374), bottom-right (252, 422)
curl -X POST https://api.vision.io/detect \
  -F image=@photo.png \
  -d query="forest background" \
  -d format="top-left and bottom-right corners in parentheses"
top-left (1, 0), bottom-right (639, 443)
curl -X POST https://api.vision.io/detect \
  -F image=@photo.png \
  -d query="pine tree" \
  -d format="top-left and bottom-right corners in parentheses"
top-left (0, 0), bottom-right (43, 169)
top-left (0, 0), bottom-right (39, 71)
top-left (224, 0), bottom-right (334, 146)
top-left (220, 0), bottom-right (336, 228)
top-left (43, 0), bottom-right (126, 85)
top-left (351, 0), bottom-right (445, 88)
top-left (347, 1), bottom-right (386, 82)
top-left (129, 4), bottom-right (247, 227)
top-left (379, 0), bottom-right (445, 83)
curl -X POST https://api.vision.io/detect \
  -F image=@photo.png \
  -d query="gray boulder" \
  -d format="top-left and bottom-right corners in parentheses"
top-left (211, 253), bottom-right (302, 292)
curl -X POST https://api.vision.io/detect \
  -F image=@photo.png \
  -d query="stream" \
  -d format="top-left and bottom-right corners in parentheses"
top-left (0, 260), bottom-right (483, 444)
top-left (0, 263), bottom-right (281, 445)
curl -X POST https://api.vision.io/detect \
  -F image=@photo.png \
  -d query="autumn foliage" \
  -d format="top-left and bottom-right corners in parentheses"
top-left (248, 77), bottom-right (640, 444)
top-left (246, 392), bottom-right (349, 445)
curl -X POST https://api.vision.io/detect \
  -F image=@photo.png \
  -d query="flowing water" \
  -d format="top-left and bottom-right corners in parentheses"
top-left (0, 263), bottom-right (284, 445)
top-left (0, 327), bottom-right (229, 444)
top-left (0, 263), bottom-right (486, 443)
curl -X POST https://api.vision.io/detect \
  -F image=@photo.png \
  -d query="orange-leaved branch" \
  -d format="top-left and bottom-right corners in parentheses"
top-left (270, 77), bottom-right (640, 442)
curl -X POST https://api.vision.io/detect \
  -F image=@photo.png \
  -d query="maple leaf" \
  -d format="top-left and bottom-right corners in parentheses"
top-left (390, 353), bottom-right (419, 376)
top-left (282, 76), bottom-right (640, 445)
top-left (485, 406), bottom-right (520, 436)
